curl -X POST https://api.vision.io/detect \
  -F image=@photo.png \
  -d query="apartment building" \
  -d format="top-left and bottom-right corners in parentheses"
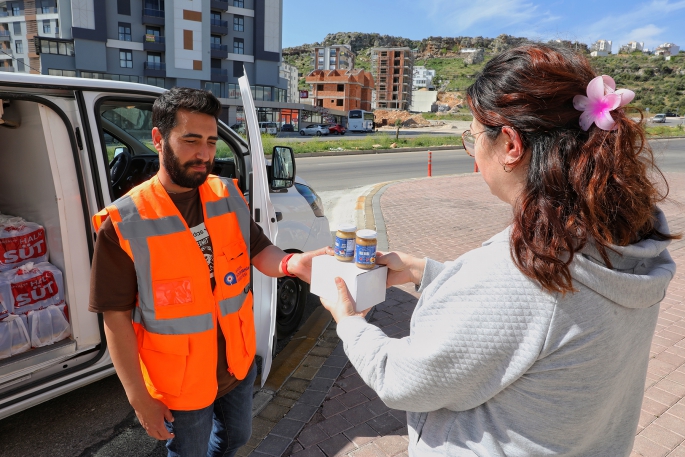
top-left (305, 68), bottom-right (373, 112)
top-left (311, 44), bottom-right (354, 71)
top-left (370, 46), bottom-right (413, 110)
top-left (279, 61), bottom-right (299, 103)
top-left (620, 41), bottom-right (644, 53)
top-left (590, 39), bottom-right (612, 57)
top-left (0, 0), bottom-right (296, 124)
top-left (655, 42), bottom-right (680, 57)
top-left (413, 65), bottom-right (435, 90)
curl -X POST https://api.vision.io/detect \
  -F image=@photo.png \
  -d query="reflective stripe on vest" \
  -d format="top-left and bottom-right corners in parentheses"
top-left (113, 195), bottom-right (215, 335)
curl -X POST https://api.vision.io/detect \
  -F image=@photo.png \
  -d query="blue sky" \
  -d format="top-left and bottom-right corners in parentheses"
top-left (283, 0), bottom-right (685, 51)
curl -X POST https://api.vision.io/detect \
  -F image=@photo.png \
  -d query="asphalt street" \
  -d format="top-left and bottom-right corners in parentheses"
top-left (1, 136), bottom-right (684, 457)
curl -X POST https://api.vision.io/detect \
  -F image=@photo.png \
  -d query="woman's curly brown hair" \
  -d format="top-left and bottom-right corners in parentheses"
top-left (466, 43), bottom-right (677, 294)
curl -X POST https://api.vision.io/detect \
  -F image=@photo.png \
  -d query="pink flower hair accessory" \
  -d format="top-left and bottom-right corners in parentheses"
top-left (573, 75), bottom-right (635, 131)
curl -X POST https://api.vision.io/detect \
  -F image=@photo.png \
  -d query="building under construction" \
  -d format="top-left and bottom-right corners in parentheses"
top-left (370, 47), bottom-right (414, 110)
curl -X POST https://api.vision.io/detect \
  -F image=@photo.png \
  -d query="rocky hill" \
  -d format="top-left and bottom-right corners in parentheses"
top-left (283, 32), bottom-right (685, 114)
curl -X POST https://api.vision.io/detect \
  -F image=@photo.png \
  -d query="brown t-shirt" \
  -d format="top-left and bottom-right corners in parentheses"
top-left (89, 187), bottom-right (273, 398)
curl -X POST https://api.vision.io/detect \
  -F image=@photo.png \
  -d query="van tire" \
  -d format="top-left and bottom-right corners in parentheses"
top-left (276, 276), bottom-right (308, 339)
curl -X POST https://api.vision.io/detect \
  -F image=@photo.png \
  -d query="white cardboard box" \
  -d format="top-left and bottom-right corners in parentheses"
top-left (310, 255), bottom-right (388, 312)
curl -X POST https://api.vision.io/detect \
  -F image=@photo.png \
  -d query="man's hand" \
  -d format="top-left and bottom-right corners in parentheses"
top-left (375, 251), bottom-right (426, 288)
top-left (320, 277), bottom-right (371, 323)
top-left (287, 246), bottom-right (333, 284)
top-left (132, 395), bottom-right (175, 440)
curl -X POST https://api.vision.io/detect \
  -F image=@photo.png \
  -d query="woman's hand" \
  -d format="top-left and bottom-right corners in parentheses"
top-left (375, 251), bottom-right (426, 288)
top-left (320, 277), bottom-right (372, 323)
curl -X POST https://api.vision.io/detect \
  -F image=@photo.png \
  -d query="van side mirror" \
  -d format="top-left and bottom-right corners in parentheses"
top-left (114, 146), bottom-right (129, 157)
top-left (270, 146), bottom-right (295, 190)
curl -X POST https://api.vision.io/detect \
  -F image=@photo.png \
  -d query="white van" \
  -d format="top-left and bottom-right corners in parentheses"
top-left (259, 121), bottom-right (278, 135)
top-left (0, 73), bottom-right (330, 419)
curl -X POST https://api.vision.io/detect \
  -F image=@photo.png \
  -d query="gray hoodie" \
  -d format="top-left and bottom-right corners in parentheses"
top-left (336, 209), bottom-right (675, 456)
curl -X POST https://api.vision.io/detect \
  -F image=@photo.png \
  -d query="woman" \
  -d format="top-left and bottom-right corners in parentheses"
top-left (320, 44), bottom-right (677, 456)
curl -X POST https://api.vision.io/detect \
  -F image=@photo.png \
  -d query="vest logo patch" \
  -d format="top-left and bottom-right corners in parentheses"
top-left (224, 272), bottom-right (238, 285)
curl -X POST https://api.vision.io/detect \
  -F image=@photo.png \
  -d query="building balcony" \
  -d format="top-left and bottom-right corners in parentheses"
top-left (0, 49), bottom-right (12, 59)
top-left (142, 8), bottom-right (165, 26)
top-left (210, 19), bottom-right (228, 35)
top-left (211, 67), bottom-right (228, 82)
top-left (38, 6), bottom-right (57, 14)
top-left (0, 66), bottom-right (15, 72)
top-left (0, 11), bottom-right (9, 17)
top-left (143, 34), bottom-right (165, 51)
top-left (210, 42), bottom-right (228, 59)
top-left (144, 61), bottom-right (166, 77)
top-left (0, 31), bottom-right (11, 40)
top-left (211, 0), bottom-right (229, 10)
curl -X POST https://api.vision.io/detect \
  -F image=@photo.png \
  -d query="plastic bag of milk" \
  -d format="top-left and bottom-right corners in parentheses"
top-left (0, 215), bottom-right (48, 271)
top-left (0, 262), bottom-right (65, 315)
top-left (28, 304), bottom-right (70, 348)
top-left (0, 314), bottom-right (31, 359)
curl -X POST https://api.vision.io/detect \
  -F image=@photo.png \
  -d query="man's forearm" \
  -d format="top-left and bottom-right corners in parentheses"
top-left (252, 245), bottom-right (287, 278)
top-left (103, 310), bottom-right (151, 406)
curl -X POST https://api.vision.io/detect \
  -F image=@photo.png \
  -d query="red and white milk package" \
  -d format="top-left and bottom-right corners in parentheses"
top-left (0, 262), bottom-right (65, 315)
top-left (0, 214), bottom-right (48, 271)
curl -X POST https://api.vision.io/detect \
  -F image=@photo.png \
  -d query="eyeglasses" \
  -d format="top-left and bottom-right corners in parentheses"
top-left (461, 129), bottom-right (487, 157)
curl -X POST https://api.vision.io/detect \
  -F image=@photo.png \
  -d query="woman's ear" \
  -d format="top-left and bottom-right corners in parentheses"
top-left (501, 126), bottom-right (525, 166)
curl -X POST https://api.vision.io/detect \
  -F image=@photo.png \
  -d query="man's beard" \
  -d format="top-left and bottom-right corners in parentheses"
top-left (162, 141), bottom-right (213, 189)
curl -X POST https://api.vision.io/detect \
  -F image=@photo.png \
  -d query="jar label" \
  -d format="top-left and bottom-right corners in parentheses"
top-left (355, 244), bottom-right (377, 266)
top-left (334, 237), bottom-right (355, 258)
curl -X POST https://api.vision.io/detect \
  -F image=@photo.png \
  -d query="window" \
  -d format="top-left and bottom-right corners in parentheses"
top-left (336, 99), bottom-right (343, 107)
top-left (14, 40), bottom-right (22, 53)
top-left (210, 12), bottom-right (221, 22)
top-left (55, 19), bottom-right (58, 33)
top-left (211, 35), bottom-right (221, 45)
top-left (12, 22), bottom-right (20, 34)
top-left (147, 77), bottom-right (165, 88)
top-left (118, 23), bottom-right (131, 41)
top-left (81, 72), bottom-right (139, 83)
top-left (48, 68), bottom-right (76, 77)
top-left (337, 84), bottom-right (344, 92)
top-left (117, 0), bottom-right (131, 15)
top-left (146, 26), bottom-right (160, 36)
top-left (11, 4), bottom-right (20, 16)
top-left (233, 61), bottom-right (244, 78)
top-left (204, 81), bottom-right (221, 96)
top-left (38, 39), bottom-right (74, 56)
top-left (233, 38), bottom-right (244, 54)
top-left (233, 15), bottom-right (244, 32)
top-left (147, 52), bottom-right (161, 63)
top-left (317, 84), bottom-right (323, 91)
top-left (43, 20), bottom-right (50, 33)
top-left (120, 50), bottom-right (132, 68)
top-left (17, 57), bottom-right (24, 72)
top-left (233, 0), bottom-right (244, 7)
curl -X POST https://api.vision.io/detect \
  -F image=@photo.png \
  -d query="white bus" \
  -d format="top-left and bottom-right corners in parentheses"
top-left (347, 109), bottom-right (374, 132)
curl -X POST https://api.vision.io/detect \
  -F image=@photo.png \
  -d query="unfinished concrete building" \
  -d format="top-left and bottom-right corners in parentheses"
top-left (370, 47), bottom-right (413, 110)
top-left (305, 68), bottom-right (374, 112)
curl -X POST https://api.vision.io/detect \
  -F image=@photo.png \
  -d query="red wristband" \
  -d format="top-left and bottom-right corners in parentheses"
top-left (280, 253), bottom-right (296, 277)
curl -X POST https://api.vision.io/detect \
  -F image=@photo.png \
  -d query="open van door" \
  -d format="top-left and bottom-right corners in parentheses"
top-left (238, 73), bottom-right (279, 385)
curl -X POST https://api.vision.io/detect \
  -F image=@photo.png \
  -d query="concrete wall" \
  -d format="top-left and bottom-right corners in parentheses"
top-left (410, 90), bottom-right (438, 112)
top-left (74, 38), bottom-right (107, 71)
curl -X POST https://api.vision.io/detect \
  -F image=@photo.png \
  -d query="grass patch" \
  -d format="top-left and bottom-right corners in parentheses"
top-left (422, 113), bottom-right (473, 122)
top-left (266, 133), bottom-right (462, 155)
top-left (646, 124), bottom-right (685, 137)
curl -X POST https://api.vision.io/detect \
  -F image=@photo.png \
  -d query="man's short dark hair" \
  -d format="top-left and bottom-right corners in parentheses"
top-left (152, 87), bottom-right (222, 140)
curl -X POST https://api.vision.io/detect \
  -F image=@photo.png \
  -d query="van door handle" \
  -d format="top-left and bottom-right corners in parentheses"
top-left (275, 212), bottom-right (283, 222)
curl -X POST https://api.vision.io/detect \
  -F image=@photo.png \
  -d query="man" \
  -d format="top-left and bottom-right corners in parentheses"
top-left (89, 88), bottom-right (324, 457)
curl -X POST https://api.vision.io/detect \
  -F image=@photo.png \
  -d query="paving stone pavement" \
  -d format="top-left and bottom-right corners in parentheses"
top-left (281, 171), bottom-right (685, 456)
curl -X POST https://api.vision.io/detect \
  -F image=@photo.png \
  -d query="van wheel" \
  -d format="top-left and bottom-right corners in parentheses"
top-left (299, 130), bottom-right (305, 136)
top-left (276, 276), bottom-right (308, 339)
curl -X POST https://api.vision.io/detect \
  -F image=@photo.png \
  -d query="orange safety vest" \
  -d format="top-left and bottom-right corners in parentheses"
top-left (93, 175), bottom-right (256, 411)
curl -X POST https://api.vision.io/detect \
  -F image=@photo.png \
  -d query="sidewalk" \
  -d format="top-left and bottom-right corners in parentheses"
top-left (255, 172), bottom-right (685, 457)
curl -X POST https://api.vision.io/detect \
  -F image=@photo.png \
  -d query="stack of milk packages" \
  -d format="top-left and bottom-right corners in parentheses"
top-left (0, 213), bottom-right (70, 360)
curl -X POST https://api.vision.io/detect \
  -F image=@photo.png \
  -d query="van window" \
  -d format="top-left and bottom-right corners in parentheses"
top-left (97, 100), bottom-right (243, 200)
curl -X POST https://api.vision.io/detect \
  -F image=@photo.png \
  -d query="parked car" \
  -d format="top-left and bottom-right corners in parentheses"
top-left (259, 121), bottom-right (278, 135)
top-left (328, 124), bottom-right (347, 135)
top-left (652, 114), bottom-right (667, 123)
top-left (0, 72), bottom-right (331, 419)
top-left (281, 123), bottom-right (295, 132)
top-left (665, 112), bottom-right (677, 117)
top-left (229, 122), bottom-right (246, 134)
top-left (299, 124), bottom-right (330, 136)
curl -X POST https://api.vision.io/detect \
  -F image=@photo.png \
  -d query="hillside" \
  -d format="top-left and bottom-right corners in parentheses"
top-left (283, 32), bottom-right (685, 114)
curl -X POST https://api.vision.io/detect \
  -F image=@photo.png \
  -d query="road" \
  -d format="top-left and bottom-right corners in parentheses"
top-left (1, 137), bottom-right (684, 457)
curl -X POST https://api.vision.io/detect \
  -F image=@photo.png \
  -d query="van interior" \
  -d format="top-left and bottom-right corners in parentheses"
top-left (0, 95), bottom-right (246, 400)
